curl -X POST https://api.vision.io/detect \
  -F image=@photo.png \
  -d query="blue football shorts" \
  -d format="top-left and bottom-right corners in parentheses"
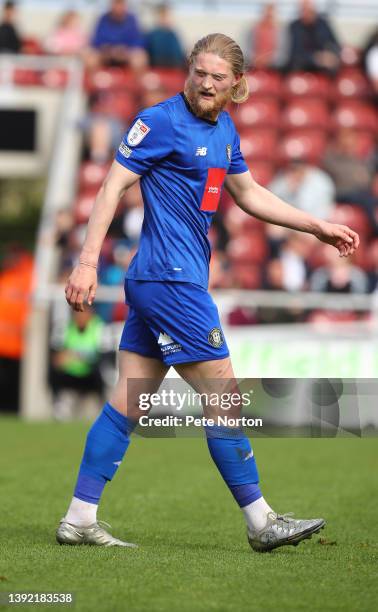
top-left (119, 279), bottom-right (230, 365)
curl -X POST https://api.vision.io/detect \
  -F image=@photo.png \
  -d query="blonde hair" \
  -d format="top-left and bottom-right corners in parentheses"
top-left (188, 33), bottom-right (249, 104)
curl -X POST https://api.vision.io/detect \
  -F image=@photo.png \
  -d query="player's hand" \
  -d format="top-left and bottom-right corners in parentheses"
top-left (65, 264), bottom-right (98, 311)
top-left (313, 221), bottom-right (360, 257)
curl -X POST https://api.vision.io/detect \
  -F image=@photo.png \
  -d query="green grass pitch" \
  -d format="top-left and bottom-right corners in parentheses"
top-left (1, 417), bottom-right (377, 612)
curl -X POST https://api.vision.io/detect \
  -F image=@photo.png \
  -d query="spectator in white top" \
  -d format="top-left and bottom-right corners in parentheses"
top-left (268, 159), bottom-right (336, 220)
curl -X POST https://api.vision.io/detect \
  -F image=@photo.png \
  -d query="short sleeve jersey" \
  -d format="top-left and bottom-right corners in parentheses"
top-left (115, 93), bottom-right (248, 289)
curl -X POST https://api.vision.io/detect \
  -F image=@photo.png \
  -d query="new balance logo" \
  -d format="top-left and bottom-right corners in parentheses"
top-left (237, 449), bottom-right (254, 461)
top-left (196, 147), bottom-right (207, 156)
top-left (158, 332), bottom-right (174, 346)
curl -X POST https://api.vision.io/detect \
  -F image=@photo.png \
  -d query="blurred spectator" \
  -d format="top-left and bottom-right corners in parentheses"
top-left (49, 308), bottom-right (105, 420)
top-left (81, 93), bottom-right (125, 164)
top-left (259, 257), bottom-right (306, 323)
top-left (146, 3), bottom-right (185, 68)
top-left (108, 181), bottom-right (144, 245)
top-left (0, 247), bottom-right (33, 412)
top-left (309, 245), bottom-right (369, 293)
top-left (0, 1), bottom-right (21, 54)
top-left (322, 128), bottom-right (376, 222)
top-left (362, 27), bottom-right (378, 93)
top-left (286, 0), bottom-right (341, 73)
top-left (268, 159), bottom-right (335, 219)
top-left (87, 0), bottom-right (147, 71)
top-left (250, 3), bottom-right (282, 69)
top-left (44, 10), bottom-right (87, 56)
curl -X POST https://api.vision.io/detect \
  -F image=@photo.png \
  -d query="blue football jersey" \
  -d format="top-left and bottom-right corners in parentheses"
top-left (115, 93), bottom-right (248, 289)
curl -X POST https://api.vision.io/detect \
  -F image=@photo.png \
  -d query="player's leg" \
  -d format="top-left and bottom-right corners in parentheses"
top-left (56, 304), bottom-right (169, 547)
top-left (175, 357), bottom-right (275, 529)
top-left (175, 356), bottom-right (325, 552)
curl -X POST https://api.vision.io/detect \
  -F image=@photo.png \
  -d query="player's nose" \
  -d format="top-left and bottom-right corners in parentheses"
top-left (202, 75), bottom-right (214, 90)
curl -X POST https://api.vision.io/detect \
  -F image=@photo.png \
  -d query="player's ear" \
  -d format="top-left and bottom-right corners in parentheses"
top-left (232, 73), bottom-right (242, 88)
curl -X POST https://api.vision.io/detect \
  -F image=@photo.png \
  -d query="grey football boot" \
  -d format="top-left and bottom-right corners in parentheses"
top-left (247, 512), bottom-right (325, 553)
top-left (56, 519), bottom-right (138, 548)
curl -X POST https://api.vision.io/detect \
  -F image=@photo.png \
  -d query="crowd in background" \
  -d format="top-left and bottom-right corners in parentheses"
top-left (1, 1), bottom-right (377, 313)
top-left (0, 0), bottom-right (377, 412)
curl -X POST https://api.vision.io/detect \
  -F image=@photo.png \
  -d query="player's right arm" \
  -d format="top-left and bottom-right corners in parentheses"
top-left (65, 162), bottom-right (140, 311)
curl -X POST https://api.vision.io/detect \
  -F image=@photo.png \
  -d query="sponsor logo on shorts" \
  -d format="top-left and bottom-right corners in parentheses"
top-left (226, 144), bottom-right (232, 162)
top-left (208, 327), bottom-right (224, 348)
top-left (127, 119), bottom-right (150, 146)
top-left (158, 331), bottom-right (182, 355)
top-left (118, 142), bottom-right (133, 158)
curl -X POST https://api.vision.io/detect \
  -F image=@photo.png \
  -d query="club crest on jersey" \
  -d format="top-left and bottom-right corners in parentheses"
top-left (127, 119), bottom-right (150, 146)
top-left (226, 144), bottom-right (232, 162)
top-left (208, 327), bottom-right (224, 348)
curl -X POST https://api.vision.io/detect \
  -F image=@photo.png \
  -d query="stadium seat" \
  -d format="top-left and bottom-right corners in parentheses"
top-left (91, 91), bottom-right (138, 122)
top-left (140, 69), bottom-right (186, 94)
top-left (73, 189), bottom-right (97, 223)
top-left (283, 72), bottom-right (331, 100)
top-left (351, 131), bottom-right (377, 159)
top-left (87, 68), bottom-right (139, 93)
top-left (278, 130), bottom-right (328, 164)
top-left (41, 69), bottom-right (69, 89)
top-left (334, 69), bottom-right (373, 100)
top-left (224, 204), bottom-right (265, 235)
top-left (330, 204), bottom-right (373, 240)
top-left (281, 99), bottom-right (330, 130)
top-left (13, 69), bottom-right (41, 86)
top-left (245, 70), bottom-right (283, 98)
top-left (21, 36), bottom-right (44, 55)
top-left (79, 161), bottom-right (111, 191)
top-left (230, 263), bottom-right (262, 290)
top-left (232, 97), bottom-right (280, 130)
top-left (248, 160), bottom-right (275, 186)
top-left (227, 231), bottom-right (268, 265)
top-left (239, 128), bottom-right (278, 161)
top-left (333, 101), bottom-right (377, 131)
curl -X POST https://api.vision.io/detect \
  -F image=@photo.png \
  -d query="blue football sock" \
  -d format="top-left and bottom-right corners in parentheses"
top-left (73, 402), bottom-right (136, 505)
top-left (205, 425), bottom-right (262, 508)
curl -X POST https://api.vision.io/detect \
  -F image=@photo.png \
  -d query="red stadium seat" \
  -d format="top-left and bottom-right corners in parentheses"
top-left (227, 231), bottom-right (268, 265)
top-left (230, 263), bottom-right (262, 290)
top-left (86, 68), bottom-right (138, 93)
top-left (330, 204), bottom-right (372, 240)
top-left (282, 99), bottom-right (330, 130)
top-left (79, 162), bottom-right (110, 191)
top-left (73, 189), bottom-right (97, 223)
top-left (351, 131), bottom-right (377, 159)
top-left (232, 97), bottom-right (280, 130)
top-left (41, 69), bottom-right (69, 88)
top-left (278, 130), bottom-right (327, 164)
top-left (239, 128), bottom-right (278, 161)
top-left (245, 70), bottom-right (283, 98)
top-left (334, 69), bottom-right (373, 100)
top-left (333, 102), bottom-right (377, 131)
top-left (140, 69), bottom-right (186, 93)
top-left (248, 161), bottom-right (275, 186)
top-left (91, 91), bottom-right (138, 122)
top-left (22, 36), bottom-right (44, 55)
top-left (13, 69), bottom-right (41, 86)
top-left (283, 72), bottom-right (331, 100)
top-left (224, 204), bottom-right (265, 235)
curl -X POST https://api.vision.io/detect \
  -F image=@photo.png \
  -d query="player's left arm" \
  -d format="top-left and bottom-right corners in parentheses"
top-left (225, 170), bottom-right (359, 257)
